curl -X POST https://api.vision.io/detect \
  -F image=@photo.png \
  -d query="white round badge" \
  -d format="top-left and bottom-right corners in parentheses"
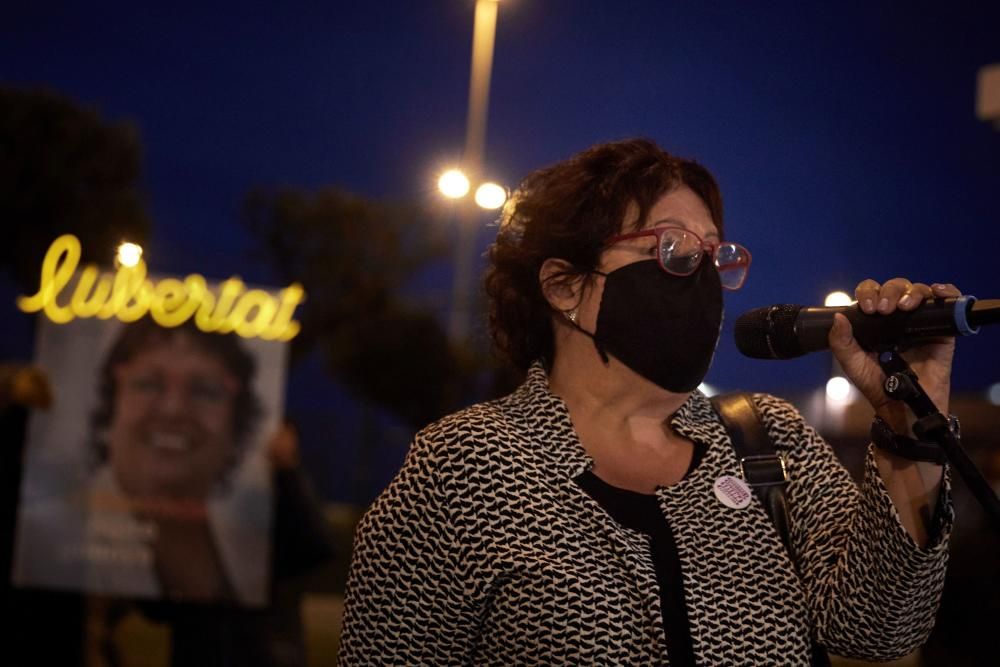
top-left (713, 475), bottom-right (753, 510)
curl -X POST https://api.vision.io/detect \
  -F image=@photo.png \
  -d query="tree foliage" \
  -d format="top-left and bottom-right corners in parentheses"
top-left (243, 186), bottom-right (469, 427)
top-left (1, 87), bottom-right (150, 292)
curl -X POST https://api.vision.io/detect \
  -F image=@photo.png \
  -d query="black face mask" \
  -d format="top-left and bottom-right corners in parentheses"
top-left (574, 259), bottom-right (723, 392)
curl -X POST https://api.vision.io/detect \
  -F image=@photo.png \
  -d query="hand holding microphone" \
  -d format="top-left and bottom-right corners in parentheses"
top-left (828, 279), bottom-right (961, 428)
top-left (736, 278), bottom-right (968, 432)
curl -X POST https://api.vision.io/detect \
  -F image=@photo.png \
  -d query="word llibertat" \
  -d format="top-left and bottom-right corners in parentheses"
top-left (18, 234), bottom-right (304, 341)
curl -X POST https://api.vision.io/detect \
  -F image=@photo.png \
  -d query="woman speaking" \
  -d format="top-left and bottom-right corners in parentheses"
top-left (339, 139), bottom-right (955, 665)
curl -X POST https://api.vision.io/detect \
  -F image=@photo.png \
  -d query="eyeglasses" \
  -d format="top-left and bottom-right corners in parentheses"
top-left (118, 368), bottom-right (238, 412)
top-left (605, 226), bottom-right (752, 290)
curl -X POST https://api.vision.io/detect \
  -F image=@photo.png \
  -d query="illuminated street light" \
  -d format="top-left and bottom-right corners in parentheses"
top-left (988, 382), bottom-right (1000, 406)
top-left (824, 291), bottom-right (854, 307)
top-left (825, 376), bottom-right (853, 404)
top-left (116, 242), bottom-right (143, 268)
top-left (438, 169), bottom-right (470, 199)
top-left (474, 182), bottom-right (506, 209)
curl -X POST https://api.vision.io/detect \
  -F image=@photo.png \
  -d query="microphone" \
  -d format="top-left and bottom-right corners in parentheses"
top-left (734, 295), bottom-right (999, 359)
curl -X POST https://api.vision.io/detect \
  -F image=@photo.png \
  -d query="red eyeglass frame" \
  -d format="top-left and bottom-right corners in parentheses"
top-left (604, 226), bottom-right (752, 290)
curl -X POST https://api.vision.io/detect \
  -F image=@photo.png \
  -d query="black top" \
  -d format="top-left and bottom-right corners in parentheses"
top-left (574, 445), bottom-right (705, 667)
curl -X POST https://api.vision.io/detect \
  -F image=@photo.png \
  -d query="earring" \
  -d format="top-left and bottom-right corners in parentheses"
top-left (565, 309), bottom-right (578, 324)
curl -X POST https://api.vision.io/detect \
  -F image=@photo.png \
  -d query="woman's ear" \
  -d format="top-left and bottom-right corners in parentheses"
top-left (539, 258), bottom-right (584, 313)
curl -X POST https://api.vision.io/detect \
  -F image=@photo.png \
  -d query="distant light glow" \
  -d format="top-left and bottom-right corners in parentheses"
top-left (698, 382), bottom-right (718, 397)
top-left (438, 169), bottom-right (470, 199)
top-left (474, 182), bottom-right (507, 209)
top-left (824, 291), bottom-right (854, 307)
top-left (116, 242), bottom-right (143, 268)
top-left (988, 382), bottom-right (1000, 406)
top-left (825, 376), bottom-right (853, 404)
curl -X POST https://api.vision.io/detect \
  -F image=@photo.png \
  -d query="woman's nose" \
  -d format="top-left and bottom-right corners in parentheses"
top-left (156, 380), bottom-right (190, 416)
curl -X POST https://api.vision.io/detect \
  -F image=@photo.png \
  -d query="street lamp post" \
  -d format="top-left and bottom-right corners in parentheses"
top-left (448, 0), bottom-right (501, 343)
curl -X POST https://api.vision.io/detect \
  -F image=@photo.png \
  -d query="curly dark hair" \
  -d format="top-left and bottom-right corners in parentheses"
top-left (89, 318), bottom-right (263, 476)
top-left (484, 138), bottom-right (724, 370)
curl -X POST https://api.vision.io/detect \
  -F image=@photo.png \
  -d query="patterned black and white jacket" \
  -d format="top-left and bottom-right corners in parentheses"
top-left (339, 363), bottom-right (952, 665)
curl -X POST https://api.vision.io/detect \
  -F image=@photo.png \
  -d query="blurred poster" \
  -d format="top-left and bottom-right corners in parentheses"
top-left (11, 298), bottom-right (288, 607)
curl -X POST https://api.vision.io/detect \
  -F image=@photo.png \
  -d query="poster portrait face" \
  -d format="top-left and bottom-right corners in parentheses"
top-left (12, 287), bottom-right (288, 607)
top-left (108, 338), bottom-right (239, 500)
top-left (96, 320), bottom-right (261, 502)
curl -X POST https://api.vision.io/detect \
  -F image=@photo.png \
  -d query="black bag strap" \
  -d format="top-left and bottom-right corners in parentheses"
top-left (710, 393), bottom-right (793, 553)
top-left (710, 393), bottom-right (831, 667)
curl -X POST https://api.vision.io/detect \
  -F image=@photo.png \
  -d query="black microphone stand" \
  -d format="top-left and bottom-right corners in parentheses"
top-left (878, 348), bottom-right (1000, 534)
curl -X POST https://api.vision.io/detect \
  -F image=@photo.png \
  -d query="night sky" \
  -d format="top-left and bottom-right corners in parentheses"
top-left (5, 1), bottom-right (999, 499)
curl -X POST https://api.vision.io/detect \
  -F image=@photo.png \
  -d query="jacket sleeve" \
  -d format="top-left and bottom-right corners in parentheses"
top-left (753, 394), bottom-right (953, 661)
top-left (337, 428), bottom-right (479, 666)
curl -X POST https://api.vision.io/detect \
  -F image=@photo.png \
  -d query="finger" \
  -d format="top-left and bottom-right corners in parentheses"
top-left (12, 368), bottom-right (53, 410)
top-left (876, 277), bottom-right (913, 314)
top-left (828, 311), bottom-right (856, 353)
top-left (267, 425), bottom-right (300, 469)
top-left (898, 282), bottom-right (933, 311)
top-left (856, 278), bottom-right (881, 314)
top-left (930, 282), bottom-right (961, 298)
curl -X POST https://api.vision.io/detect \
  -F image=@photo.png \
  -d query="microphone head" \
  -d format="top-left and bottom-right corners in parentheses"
top-left (734, 304), bottom-right (806, 359)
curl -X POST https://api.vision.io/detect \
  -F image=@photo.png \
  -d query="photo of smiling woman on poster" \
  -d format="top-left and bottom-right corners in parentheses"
top-left (13, 315), bottom-right (286, 607)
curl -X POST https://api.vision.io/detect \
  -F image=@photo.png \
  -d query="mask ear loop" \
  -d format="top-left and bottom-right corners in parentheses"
top-left (560, 269), bottom-right (610, 363)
